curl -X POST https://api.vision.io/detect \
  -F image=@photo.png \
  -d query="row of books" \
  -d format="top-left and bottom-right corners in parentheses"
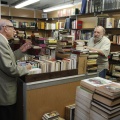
top-left (34, 58), bottom-right (77, 73)
top-left (12, 20), bottom-right (37, 28)
top-left (71, 30), bottom-right (93, 40)
top-left (75, 77), bottom-right (120, 120)
top-left (112, 35), bottom-right (120, 45)
top-left (112, 65), bottom-right (120, 77)
top-left (98, 17), bottom-right (120, 28)
top-left (80, 0), bottom-right (120, 14)
top-left (58, 8), bottom-right (80, 17)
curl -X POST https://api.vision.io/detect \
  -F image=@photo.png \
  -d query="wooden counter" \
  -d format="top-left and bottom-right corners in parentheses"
top-left (17, 72), bottom-right (97, 120)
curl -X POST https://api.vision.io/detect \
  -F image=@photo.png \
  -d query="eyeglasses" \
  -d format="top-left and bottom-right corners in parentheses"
top-left (2, 25), bottom-right (15, 29)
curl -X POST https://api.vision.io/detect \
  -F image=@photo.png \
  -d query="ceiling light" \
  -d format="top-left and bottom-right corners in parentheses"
top-left (15, 0), bottom-right (40, 8)
top-left (43, 4), bottom-right (74, 12)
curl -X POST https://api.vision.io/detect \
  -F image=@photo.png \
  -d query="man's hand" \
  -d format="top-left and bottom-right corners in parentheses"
top-left (84, 46), bottom-right (104, 56)
top-left (20, 41), bottom-right (32, 52)
top-left (84, 46), bottom-right (93, 50)
top-left (26, 63), bottom-right (32, 71)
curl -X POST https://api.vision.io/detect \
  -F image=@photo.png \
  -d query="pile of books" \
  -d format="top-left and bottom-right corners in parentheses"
top-left (87, 51), bottom-right (98, 74)
top-left (65, 104), bottom-right (75, 120)
top-left (75, 77), bottom-right (120, 120)
top-left (42, 111), bottom-right (59, 120)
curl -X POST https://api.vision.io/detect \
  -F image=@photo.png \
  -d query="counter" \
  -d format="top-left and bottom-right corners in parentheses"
top-left (17, 72), bottom-right (97, 120)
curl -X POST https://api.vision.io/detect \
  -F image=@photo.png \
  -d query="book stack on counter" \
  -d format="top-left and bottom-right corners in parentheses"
top-left (87, 51), bottom-right (98, 74)
top-left (74, 77), bottom-right (120, 120)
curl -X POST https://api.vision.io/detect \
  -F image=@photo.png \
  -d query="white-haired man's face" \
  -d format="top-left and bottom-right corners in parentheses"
top-left (93, 27), bottom-right (104, 42)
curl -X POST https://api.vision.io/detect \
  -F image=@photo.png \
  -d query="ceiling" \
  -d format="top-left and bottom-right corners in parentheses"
top-left (1, 0), bottom-right (81, 10)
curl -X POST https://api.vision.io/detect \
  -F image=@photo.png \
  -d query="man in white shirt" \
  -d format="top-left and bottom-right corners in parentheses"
top-left (84, 26), bottom-right (111, 78)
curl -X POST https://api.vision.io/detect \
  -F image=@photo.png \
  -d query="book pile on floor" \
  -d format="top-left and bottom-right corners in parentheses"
top-left (75, 77), bottom-right (120, 120)
top-left (42, 111), bottom-right (65, 120)
top-left (65, 104), bottom-right (75, 120)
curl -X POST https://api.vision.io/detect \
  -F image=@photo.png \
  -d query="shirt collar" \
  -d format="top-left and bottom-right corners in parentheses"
top-left (0, 33), bottom-right (9, 43)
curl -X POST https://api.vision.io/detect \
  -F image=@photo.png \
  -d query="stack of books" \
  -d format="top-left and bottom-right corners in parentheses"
top-left (91, 82), bottom-right (120, 120)
top-left (87, 51), bottom-right (98, 74)
top-left (65, 104), bottom-right (75, 120)
top-left (42, 111), bottom-right (59, 120)
top-left (75, 86), bottom-right (93, 120)
top-left (75, 77), bottom-right (118, 120)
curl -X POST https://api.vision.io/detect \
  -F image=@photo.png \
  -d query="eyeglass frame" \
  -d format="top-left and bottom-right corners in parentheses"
top-left (2, 25), bottom-right (15, 29)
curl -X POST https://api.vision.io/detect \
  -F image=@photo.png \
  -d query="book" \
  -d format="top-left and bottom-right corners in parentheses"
top-left (76, 20), bottom-right (83, 29)
top-left (90, 109), bottom-right (107, 120)
top-left (90, 109), bottom-right (120, 120)
top-left (95, 82), bottom-right (120, 97)
top-left (75, 100), bottom-right (90, 113)
top-left (76, 94), bottom-right (91, 108)
top-left (93, 93), bottom-right (120, 106)
top-left (76, 86), bottom-right (93, 100)
top-left (75, 106), bottom-right (90, 120)
top-left (65, 104), bottom-right (75, 120)
top-left (91, 104), bottom-right (120, 119)
top-left (94, 0), bottom-right (102, 12)
top-left (91, 100), bottom-right (120, 114)
top-left (80, 77), bottom-right (112, 91)
top-left (80, 0), bottom-right (87, 14)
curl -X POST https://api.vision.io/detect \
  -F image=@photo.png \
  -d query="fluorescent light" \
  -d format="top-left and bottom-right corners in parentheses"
top-left (15, 0), bottom-right (40, 8)
top-left (43, 4), bottom-right (74, 12)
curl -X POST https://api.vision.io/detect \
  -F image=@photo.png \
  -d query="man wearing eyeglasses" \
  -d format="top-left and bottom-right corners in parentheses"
top-left (0, 19), bottom-right (32, 120)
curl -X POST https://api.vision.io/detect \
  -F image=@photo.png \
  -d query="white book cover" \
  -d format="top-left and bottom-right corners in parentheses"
top-left (75, 100), bottom-right (90, 113)
top-left (80, 77), bottom-right (112, 91)
top-left (55, 62), bottom-right (60, 72)
top-left (75, 107), bottom-right (90, 120)
top-left (76, 86), bottom-right (93, 99)
top-left (106, 18), bottom-right (115, 28)
top-left (51, 23), bottom-right (56, 30)
top-left (76, 94), bottom-right (91, 108)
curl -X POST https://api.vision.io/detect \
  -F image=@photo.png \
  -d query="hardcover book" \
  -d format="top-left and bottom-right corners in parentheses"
top-left (93, 93), bottom-right (120, 106)
top-left (80, 77), bottom-right (112, 91)
top-left (80, 0), bottom-right (87, 14)
top-left (91, 104), bottom-right (120, 119)
top-left (95, 82), bottom-right (120, 96)
top-left (91, 100), bottom-right (120, 114)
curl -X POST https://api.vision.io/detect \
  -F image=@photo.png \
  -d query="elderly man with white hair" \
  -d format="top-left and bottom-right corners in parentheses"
top-left (84, 26), bottom-right (111, 78)
top-left (0, 19), bottom-right (32, 120)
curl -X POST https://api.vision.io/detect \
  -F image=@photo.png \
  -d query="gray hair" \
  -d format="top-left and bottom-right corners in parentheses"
top-left (94, 26), bottom-right (106, 35)
top-left (0, 19), bottom-right (10, 30)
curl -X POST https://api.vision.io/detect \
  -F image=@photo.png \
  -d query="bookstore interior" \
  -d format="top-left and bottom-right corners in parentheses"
top-left (1, 0), bottom-right (120, 120)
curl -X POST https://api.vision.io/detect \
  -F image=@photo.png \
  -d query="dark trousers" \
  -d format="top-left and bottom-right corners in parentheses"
top-left (99, 69), bottom-right (107, 78)
top-left (0, 104), bottom-right (16, 120)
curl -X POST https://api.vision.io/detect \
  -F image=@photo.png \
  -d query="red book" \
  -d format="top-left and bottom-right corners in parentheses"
top-left (76, 20), bottom-right (82, 29)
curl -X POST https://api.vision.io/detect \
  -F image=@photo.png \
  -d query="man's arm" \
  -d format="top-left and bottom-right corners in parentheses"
top-left (84, 46), bottom-right (105, 56)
